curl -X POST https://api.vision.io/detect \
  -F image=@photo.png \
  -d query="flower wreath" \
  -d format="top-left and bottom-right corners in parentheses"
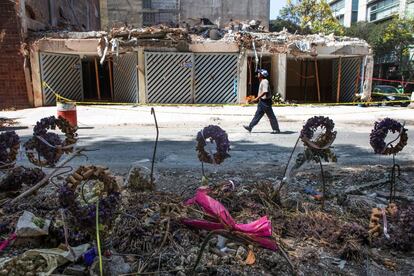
top-left (0, 166), bottom-right (45, 192)
top-left (300, 116), bottom-right (337, 147)
top-left (370, 118), bottom-right (408, 155)
top-left (24, 116), bottom-right (77, 167)
top-left (295, 116), bottom-right (337, 168)
top-left (196, 125), bottom-right (230, 165)
top-left (59, 165), bottom-right (120, 230)
top-left (0, 131), bottom-right (20, 169)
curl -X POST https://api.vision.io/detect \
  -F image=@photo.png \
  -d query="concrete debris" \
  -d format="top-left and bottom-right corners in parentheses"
top-left (16, 211), bottom-right (50, 238)
top-left (29, 22), bottom-right (370, 58)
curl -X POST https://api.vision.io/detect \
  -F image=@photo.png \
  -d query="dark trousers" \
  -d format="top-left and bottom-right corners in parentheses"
top-left (249, 99), bottom-right (280, 131)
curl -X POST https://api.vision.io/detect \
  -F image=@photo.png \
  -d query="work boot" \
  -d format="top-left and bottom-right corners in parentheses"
top-left (271, 130), bottom-right (281, 134)
top-left (243, 125), bottom-right (252, 133)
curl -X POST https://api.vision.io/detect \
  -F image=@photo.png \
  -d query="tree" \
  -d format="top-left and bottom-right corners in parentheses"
top-left (380, 18), bottom-right (414, 80)
top-left (277, 0), bottom-right (344, 35)
top-left (269, 18), bottom-right (304, 33)
top-left (345, 17), bottom-right (414, 81)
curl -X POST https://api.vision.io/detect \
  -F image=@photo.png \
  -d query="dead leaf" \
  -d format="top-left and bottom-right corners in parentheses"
top-left (245, 249), bottom-right (256, 265)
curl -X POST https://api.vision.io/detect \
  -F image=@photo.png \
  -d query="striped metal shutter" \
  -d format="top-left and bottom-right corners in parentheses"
top-left (113, 52), bottom-right (139, 103)
top-left (40, 53), bottom-right (83, 105)
top-left (333, 57), bottom-right (362, 102)
top-left (194, 54), bottom-right (239, 104)
top-left (145, 52), bottom-right (193, 103)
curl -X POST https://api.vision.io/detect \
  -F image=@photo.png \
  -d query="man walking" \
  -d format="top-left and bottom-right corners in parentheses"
top-left (244, 69), bottom-right (280, 134)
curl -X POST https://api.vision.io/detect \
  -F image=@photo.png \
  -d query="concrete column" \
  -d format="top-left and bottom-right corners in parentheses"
top-left (238, 53), bottom-right (248, 104)
top-left (400, 0), bottom-right (408, 18)
top-left (137, 47), bottom-right (147, 104)
top-left (48, 0), bottom-right (57, 27)
top-left (361, 55), bottom-right (374, 101)
top-left (277, 54), bottom-right (287, 100)
top-left (99, 0), bottom-right (109, 29)
top-left (357, 0), bottom-right (368, 22)
top-left (19, 0), bottom-right (27, 36)
top-left (30, 47), bottom-right (43, 107)
top-left (343, 0), bottom-right (353, 27)
top-left (271, 54), bottom-right (278, 96)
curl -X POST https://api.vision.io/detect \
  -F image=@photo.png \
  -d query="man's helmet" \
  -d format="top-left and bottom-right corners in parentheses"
top-left (258, 69), bottom-right (269, 78)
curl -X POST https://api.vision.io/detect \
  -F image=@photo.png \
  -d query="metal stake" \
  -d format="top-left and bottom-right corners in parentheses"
top-left (389, 153), bottom-right (400, 203)
top-left (278, 136), bottom-right (300, 193)
top-left (150, 108), bottom-right (159, 186)
top-left (319, 157), bottom-right (326, 210)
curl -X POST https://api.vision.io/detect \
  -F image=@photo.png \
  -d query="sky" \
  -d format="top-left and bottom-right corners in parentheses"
top-left (270, 0), bottom-right (287, 19)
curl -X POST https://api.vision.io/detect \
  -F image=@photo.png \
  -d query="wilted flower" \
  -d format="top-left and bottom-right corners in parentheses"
top-left (196, 125), bottom-right (230, 164)
top-left (0, 131), bottom-right (20, 166)
top-left (370, 118), bottom-right (408, 155)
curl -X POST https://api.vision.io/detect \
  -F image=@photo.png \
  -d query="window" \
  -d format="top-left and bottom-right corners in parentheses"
top-left (143, 0), bottom-right (152, 9)
top-left (143, 13), bottom-right (155, 26)
top-left (351, 11), bottom-right (358, 23)
top-left (330, 0), bottom-right (345, 15)
top-left (368, 0), bottom-right (399, 22)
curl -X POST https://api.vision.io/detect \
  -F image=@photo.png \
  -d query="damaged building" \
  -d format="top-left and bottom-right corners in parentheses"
top-left (0, 0), bottom-right (373, 109)
top-left (0, 0), bottom-right (100, 109)
top-left (25, 28), bottom-right (373, 107)
top-left (100, 0), bottom-right (270, 30)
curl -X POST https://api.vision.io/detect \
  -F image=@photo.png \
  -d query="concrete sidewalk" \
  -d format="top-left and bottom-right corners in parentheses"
top-left (2, 105), bottom-right (413, 127)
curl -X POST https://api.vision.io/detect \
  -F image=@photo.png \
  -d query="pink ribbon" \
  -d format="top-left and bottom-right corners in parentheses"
top-left (182, 188), bottom-right (277, 251)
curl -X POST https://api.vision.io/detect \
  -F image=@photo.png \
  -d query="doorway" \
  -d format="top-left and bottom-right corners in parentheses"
top-left (247, 56), bottom-right (272, 97)
top-left (286, 57), bottom-right (335, 102)
top-left (81, 56), bottom-right (113, 101)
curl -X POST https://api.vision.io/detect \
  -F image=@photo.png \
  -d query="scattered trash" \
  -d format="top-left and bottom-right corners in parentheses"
top-left (0, 243), bottom-right (89, 275)
top-left (0, 233), bottom-right (16, 252)
top-left (16, 211), bottom-right (51, 237)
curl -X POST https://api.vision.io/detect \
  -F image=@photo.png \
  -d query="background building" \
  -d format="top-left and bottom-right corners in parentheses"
top-left (328, 0), bottom-right (414, 26)
top-left (100, 0), bottom-right (270, 30)
top-left (328, 0), bottom-right (359, 27)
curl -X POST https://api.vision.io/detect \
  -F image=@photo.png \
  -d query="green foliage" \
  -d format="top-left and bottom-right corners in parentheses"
top-left (270, 18), bottom-right (305, 34)
top-left (277, 0), bottom-right (344, 35)
top-left (345, 17), bottom-right (414, 78)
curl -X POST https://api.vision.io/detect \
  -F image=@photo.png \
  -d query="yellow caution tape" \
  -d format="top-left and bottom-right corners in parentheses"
top-left (42, 81), bottom-right (414, 108)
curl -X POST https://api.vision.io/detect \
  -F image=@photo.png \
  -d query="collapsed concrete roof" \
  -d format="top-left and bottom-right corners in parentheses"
top-left (29, 26), bottom-right (371, 57)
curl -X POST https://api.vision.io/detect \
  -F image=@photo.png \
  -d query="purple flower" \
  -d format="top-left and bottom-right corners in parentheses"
top-left (370, 118), bottom-right (408, 155)
top-left (196, 125), bottom-right (230, 164)
top-left (0, 131), bottom-right (20, 164)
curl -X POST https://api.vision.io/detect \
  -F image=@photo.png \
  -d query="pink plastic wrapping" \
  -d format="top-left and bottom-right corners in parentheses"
top-left (0, 233), bottom-right (17, 252)
top-left (182, 188), bottom-right (278, 251)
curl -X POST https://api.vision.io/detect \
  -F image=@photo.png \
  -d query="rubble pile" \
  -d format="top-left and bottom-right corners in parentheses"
top-left (1, 166), bottom-right (413, 275)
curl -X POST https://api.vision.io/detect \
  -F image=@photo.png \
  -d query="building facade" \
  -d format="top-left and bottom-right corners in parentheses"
top-left (328, 0), bottom-right (414, 26)
top-left (0, 0), bottom-right (100, 109)
top-left (100, 0), bottom-right (270, 30)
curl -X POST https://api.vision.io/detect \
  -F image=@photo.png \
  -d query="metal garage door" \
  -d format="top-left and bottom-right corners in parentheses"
top-left (113, 52), bottom-right (139, 103)
top-left (333, 57), bottom-right (362, 102)
top-left (40, 53), bottom-right (83, 105)
top-left (194, 53), bottom-right (239, 104)
top-left (145, 52), bottom-right (193, 103)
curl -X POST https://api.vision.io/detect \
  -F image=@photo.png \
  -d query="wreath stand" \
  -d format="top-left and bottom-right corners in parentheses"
top-left (301, 136), bottom-right (336, 210)
top-left (370, 119), bottom-right (408, 204)
top-left (389, 153), bottom-right (400, 203)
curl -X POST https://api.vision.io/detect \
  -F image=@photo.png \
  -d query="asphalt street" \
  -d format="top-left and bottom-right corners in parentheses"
top-left (2, 105), bottom-right (414, 174)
